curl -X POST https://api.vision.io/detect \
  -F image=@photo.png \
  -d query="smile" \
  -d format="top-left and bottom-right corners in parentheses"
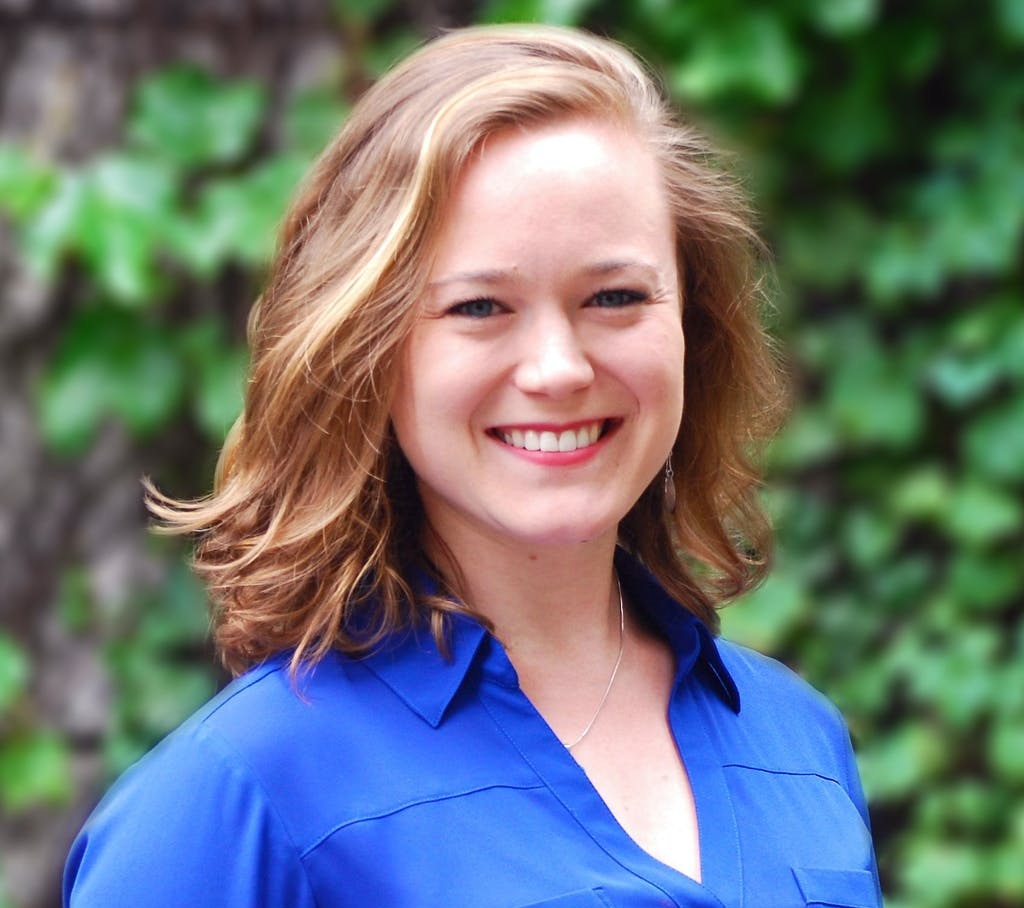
top-left (492, 420), bottom-right (610, 453)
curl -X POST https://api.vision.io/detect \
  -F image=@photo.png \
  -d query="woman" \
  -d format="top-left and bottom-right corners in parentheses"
top-left (64, 24), bottom-right (882, 908)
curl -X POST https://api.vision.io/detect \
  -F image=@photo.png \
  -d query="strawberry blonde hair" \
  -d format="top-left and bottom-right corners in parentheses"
top-left (149, 24), bottom-right (786, 676)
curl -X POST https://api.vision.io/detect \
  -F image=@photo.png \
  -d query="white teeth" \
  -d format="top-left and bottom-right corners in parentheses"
top-left (497, 421), bottom-right (605, 453)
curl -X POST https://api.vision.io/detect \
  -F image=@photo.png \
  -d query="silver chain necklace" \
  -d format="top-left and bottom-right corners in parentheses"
top-left (561, 575), bottom-right (625, 750)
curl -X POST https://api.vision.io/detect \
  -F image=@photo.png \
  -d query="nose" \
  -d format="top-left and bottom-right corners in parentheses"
top-left (513, 313), bottom-right (595, 399)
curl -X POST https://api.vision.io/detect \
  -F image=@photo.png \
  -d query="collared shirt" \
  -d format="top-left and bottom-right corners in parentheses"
top-left (64, 552), bottom-right (882, 907)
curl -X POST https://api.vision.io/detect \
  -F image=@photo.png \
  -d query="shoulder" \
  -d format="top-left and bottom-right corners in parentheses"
top-left (715, 637), bottom-right (843, 724)
top-left (65, 659), bottom-right (317, 906)
top-left (709, 637), bottom-right (857, 785)
top-left (64, 651), bottom-right (394, 906)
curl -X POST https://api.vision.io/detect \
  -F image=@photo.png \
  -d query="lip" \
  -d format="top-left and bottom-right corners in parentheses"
top-left (487, 417), bottom-right (621, 465)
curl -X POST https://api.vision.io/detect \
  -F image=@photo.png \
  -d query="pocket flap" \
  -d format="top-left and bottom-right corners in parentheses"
top-left (792, 867), bottom-right (879, 907)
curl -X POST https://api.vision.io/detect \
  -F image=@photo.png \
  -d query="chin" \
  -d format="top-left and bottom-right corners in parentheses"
top-left (498, 512), bottom-right (623, 549)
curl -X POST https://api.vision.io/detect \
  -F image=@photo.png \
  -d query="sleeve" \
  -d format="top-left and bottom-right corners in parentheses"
top-left (836, 718), bottom-right (886, 905)
top-left (62, 726), bottom-right (318, 908)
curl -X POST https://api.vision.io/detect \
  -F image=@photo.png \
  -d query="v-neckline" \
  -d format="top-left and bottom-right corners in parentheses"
top-left (478, 648), bottom-right (742, 908)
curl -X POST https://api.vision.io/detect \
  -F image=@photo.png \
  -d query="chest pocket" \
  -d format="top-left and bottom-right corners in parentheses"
top-left (793, 867), bottom-right (880, 907)
top-left (514, 890), bottom-right (614, 908)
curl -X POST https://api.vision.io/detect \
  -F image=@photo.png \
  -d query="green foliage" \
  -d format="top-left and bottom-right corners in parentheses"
top-left (0, 733), bottom-right (73, 812)
top-left (0, 635), bottom-right (29, 716)
top-left (609, 2), bottom-right (1022, 904)
top-left (38, 305), bottom-right (186, 452)
top-left (103, 558), bottom-right (217, 775)
top-left (0, 634), bottom-right (73, 814)
top-left (0, 33), bottom-right (332, 835)
top-left (482, 0), bottom-right (598, 27)
top-left (128, 65), bottom-right (266, 168)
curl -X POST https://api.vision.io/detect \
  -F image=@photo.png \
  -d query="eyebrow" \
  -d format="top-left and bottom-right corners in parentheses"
top-left (427, 259), bottom-right (660, 289)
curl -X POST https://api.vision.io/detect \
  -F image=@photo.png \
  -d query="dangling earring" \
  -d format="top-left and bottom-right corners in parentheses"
top-left (663, 459), bottom-right (676, 513)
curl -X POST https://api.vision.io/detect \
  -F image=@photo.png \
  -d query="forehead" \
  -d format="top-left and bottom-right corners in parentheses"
top-left (429, 118), bottom-right (675, 273)
top-left (458, 116), bottom-right (663, 200)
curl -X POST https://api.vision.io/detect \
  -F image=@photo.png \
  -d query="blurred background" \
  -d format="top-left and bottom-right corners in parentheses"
top-left (1, 1), bottom-right (1022, 906)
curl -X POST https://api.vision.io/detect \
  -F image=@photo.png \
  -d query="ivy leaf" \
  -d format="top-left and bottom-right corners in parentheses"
top-left (0, 636), bottom-right (29, 716)
top-left (481, 0), bottom-right (599, 26)
top-left (0, 732), bottom-right (73, 812)
top-left (129, 66), bottom-right (266, 168)
top-left (842, 506), bottom-right (899, 569)
top-left (103, 647), bottom-right (214, 769)
top-left (901, 839), bottom-right (989, 906)
top-left (172, 153), bottom-right (307, 275)
top-left (720, 570), bottom-right (809, 652)
top-left (948, 550), bottom-right (1023, 611)
top-left (194, 347), bottom-right (249, 441)
top-left (0, 145), bottom-right (56, 222)
top-left (670, 12), bottom-right (803, 104)
top-left (824, 328), bottom-right (924, 448)
top-left (890, 465), bottom-right (952, 522)
top-left (997, 0), bottom-right (1024, 41)
top-left (284, 87), bottom-right (349, 157)
top-left (942, 479), bottom-right (1023, 546)
top-left (766, 407), bottom-right (839, 469)
top-left (78, 155), bottom-right (178, 305)
top-left (963, 394), bottom-right (1024, 481)
top-left (177, 318), bottom-right (249, 440)
top-left (809, 0), bottom-right (878, 35)
top-left (857, 722), bottom-right (947, 801)
top-left (37, 306), bottom-right (186, 453)
top-left (20, 171), bottom-right (88, 283)
top-left (995, 314), bottom-right (1024, 379)
top-left (989, 719), bottom-right (1024, 783)
top-left (926, 353), bottom-right (1003, 407)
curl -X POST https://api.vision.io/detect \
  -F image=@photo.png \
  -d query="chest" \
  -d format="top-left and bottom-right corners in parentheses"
top-left (289, 676), bottom-right (879, 908)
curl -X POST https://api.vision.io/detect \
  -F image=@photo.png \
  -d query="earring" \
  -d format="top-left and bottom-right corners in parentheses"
top-left (663, 459), bottom-right (676, 513)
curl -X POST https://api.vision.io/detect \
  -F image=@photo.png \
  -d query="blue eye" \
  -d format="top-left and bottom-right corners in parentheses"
top-left (589, 288), bottom-right (647, 308)
top-left (449, 298), bottom-right (500, 318)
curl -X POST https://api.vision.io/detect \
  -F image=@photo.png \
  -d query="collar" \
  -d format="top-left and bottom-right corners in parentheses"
top-left (360, 550), bottom-right (740, 728)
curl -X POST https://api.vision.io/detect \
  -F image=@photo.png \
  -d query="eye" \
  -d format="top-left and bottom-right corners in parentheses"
top-left (588, 288), bottom-right (648, 308)
top-left (448, 298), bottom-right (502, 318)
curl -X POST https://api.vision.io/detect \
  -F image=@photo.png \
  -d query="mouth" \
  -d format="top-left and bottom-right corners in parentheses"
top-left (488, 419), bottom-right (618, 453)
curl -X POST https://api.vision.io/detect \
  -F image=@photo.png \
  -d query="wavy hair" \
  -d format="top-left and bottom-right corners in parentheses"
top-left (148, 24), bottom-right (787, 676)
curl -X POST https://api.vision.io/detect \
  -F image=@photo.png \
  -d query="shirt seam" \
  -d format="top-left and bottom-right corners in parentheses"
top-left (194, 723), bottom-right (322, 908)
top-left (721, 762), bottom-right (843, 786)
top-left (300, 781), bottom-right (547, 859)
top-left (199, 660), bottom-right (288, 723)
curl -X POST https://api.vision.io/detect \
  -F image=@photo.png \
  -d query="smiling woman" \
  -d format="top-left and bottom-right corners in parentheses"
top-left (63, 24), bottom-right (882, 908)
top-left (392, 119), bottom-right (684, 552)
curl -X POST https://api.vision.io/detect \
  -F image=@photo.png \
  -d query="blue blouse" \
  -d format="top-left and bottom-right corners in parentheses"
top-left (64, 553), bottom-right (882, 907)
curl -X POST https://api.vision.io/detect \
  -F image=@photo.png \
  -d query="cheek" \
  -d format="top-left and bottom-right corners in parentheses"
top-left (389, 335), bottom-right (485, 461)
top-left (639, 321), bottom-right (685, 402)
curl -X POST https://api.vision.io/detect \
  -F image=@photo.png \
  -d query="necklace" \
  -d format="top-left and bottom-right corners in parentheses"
top-left (561, 575), bottom-right (625, 750)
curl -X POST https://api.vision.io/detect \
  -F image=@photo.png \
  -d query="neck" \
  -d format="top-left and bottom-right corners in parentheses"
top-left (424, 519), bottom-right (622, 663)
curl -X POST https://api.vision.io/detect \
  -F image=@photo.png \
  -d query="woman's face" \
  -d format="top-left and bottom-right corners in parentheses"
top-left (391, 117), bottom-right (684, 553)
